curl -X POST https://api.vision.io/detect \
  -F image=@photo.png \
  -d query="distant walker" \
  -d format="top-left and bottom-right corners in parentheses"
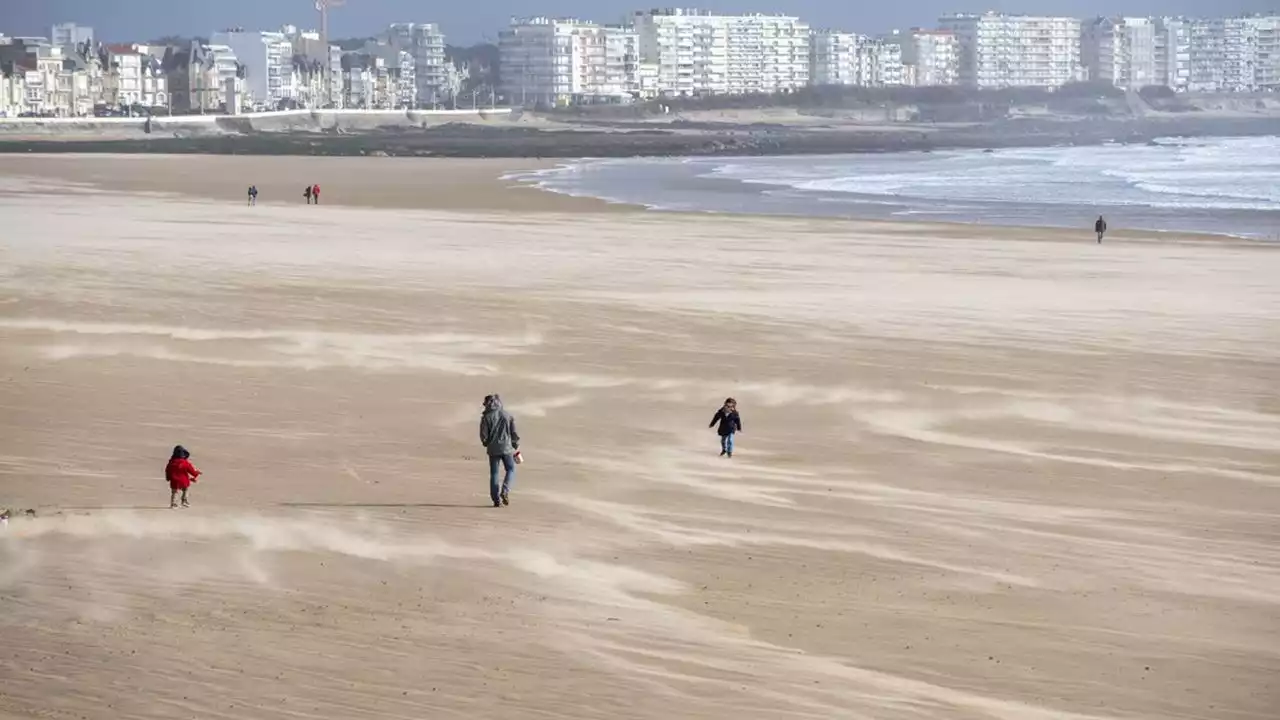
top-left (1095, 215), bottom-right (1108, 244)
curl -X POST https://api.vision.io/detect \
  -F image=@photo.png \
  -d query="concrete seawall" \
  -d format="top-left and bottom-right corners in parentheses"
top-left (0, 108), bottom-right (517, 138)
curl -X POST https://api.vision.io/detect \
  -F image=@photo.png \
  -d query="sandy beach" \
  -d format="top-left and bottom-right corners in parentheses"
top-left (0, 155), bottom-right (1277, 720)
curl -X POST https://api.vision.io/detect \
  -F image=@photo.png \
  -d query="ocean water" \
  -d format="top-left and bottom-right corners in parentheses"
top-left (515, 136), bottom-right (1280, 239)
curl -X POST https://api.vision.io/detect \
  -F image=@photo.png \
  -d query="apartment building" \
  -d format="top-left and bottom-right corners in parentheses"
top-left (901, 29), bottom-right (959, 86)
top-left (99, 45), bottom-right (167, 108)
top-left (185, 43), bottom-right (244, 113)
top-left (0, 39), bottom-right (66, 115)
top-left (1082, 17), bottom-right (1159, 89)
top-left (0, 64), bottom-right (24, 116)
top-left (360, 40), bottom-right (417, 107)
top-left (810, 31), bottom-right (864, 86)
top-left (340, 53), bottom-right (411, 109)
top-left (499, 17), bottom-right (637, 106)
top-left (603, 25), bottom-right (641, 98)
top-left (51, 23), bottom-right (93, 50)
top-left (868, 37), bottom-right (906, 86)
top-left (940, 13), bottom-right (1082, 88)
top-left (1154, 17), bottom-right (1191, 91)
top-left (284, 26), bottom-right (343, 108)
top-left (1253, 15), bottom-right (1280, 90)
top-left (379, 23), bottom-right (447, 106)
top-left (634, 8), bottom-right (808, 96)
top-left (210, 29), bottom-right (295, 109)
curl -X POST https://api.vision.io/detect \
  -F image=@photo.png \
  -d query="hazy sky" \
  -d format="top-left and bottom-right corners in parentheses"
top-left (3, 1), bottom-right (1271, 44)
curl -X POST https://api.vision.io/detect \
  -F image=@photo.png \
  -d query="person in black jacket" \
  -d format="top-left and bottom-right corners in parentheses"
top-left (709, 397), bottom-right (742, 458)
top-left (1095, 215), bottom-right (1107, 243)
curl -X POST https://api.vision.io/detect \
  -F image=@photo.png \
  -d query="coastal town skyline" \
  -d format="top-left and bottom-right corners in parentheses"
top-left (6, 0), bottom-right (1270, 44)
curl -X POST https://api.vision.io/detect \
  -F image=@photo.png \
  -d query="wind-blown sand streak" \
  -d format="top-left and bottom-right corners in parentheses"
top-left (1, 156), bottom-right (1277, 720)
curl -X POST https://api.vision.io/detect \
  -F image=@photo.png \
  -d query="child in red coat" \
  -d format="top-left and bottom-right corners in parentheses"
top-left (166, 445), bottom-right (201, 509)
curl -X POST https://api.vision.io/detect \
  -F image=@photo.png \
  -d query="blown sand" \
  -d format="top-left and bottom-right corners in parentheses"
top-left (0, 155), bottom-right (1277, 720)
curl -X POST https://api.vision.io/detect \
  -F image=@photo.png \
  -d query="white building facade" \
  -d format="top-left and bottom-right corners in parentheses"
top-left (1252, 15), bottom-right (1280, 90)
top-left (940, 13), bottom-right (1083, 88)
top-left (499, 18), bottom-right (638, 106)
top-left (380, 23), bottom-right (447, 106)
top-left (809, 31), bottom-right (864, 86)
top-left (51, 23), bottom-right (93, 50)
top-left (902, 29), bottom-right (959, 86)
top-left (1154, 17), bottom-right (1192, 91)
top-left (1083, 17), bottom-right (1159, 89)
top-left (210, 29), bottom-right (295, 109)
top-left (634, 9), bottom-right (808, 96)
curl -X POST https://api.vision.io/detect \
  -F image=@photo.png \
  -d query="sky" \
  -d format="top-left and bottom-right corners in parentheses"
top-left (2, 1), bottom-right (1271, 45)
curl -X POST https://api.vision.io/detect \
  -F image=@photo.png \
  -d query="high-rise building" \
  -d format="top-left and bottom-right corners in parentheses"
top-left (809, 31), bottom-right (865, 86)
top-left (282, 25), bottom-right (343, 108)
top-left (379, 23), bottom-right (447, 106)
top-left (1251, 15), bottom-right (1280, 91)
top-left (51, 23), bottom-right (93, 50)
top-left (1186, 17), bottom-right (1259, 92)
top-left (498, 18), bottom-right (637, 106)
top-left (1154, 17), bottom-right (1191, 91)
top-left (901, 29), bottom-right (959, 86)
top-left (603, 25), bottom-right (641, 98)
top-left (633, 9), bottom-right (809, 96)
top-left (210, 29), bottom-right (296, 109)
top-left (1082, 17), bottom-right (1159, 89)
top-left (869, 36), bottom-right (905, 87)
top-left (940, 13), bottom-right (1082, 88)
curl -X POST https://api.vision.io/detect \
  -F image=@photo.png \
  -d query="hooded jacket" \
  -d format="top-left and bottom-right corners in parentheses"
top-left (166, 449), bottom-right (201, 490)
top-left (479, 395), bottom-right (520, 457)
top-left (709, 407), bottom-right (742, 437)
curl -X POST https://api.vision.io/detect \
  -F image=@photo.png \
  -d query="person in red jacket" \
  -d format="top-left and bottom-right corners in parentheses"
top-left (312, 184), bottom-right (320, 205)
top-left (166, 445), bottom-right (202, 509)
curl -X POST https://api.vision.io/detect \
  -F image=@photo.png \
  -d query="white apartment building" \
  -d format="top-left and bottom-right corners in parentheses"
top-left (210, 29), bottom-right (296, 109)
top-left (379, 23), bottom-right (447, 106)
top-left (1082, 17), bottom-right (1159, 89)
top-left (810, 31), bottom-right (864, 86)
top-left (499, 17), bottom-right (637, 106)
top-left (189, 43), bottom-right (243, 113)
top-left (869, 37), bottom-right (906, 86)
top-left (51, 23), bottom-right (93, 50)
top-left (603, 25), bottom-right (641, 98)
top-left (361, 41), bottom-right (417, 108)
top-left (283, 26), bottom-right (343, 108)
top-left (0, 68), bottom-right (24, 117)
top-left (634, 9), bottom-right (808, 96)
top-left (1154, 17), bottom-right (1192, 91)
top-left (1253, 15), bottom-right (1280, 90)
top-left (901, 29), bottom-right (959, 86)
top-left (940, 13), bottom-right (1082, 88)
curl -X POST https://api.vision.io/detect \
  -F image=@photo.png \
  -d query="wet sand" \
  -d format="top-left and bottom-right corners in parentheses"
top-left (0, 156), bottom-right (1277, 720)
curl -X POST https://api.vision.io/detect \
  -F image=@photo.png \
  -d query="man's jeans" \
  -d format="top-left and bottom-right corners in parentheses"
top-left (720, 433), bottom-right (735, 455)
top-left (489, 453), bottom-right (515, 504)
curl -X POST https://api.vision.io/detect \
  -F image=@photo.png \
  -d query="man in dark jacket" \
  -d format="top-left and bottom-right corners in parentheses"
top-left (479, 394), bottom-right (520, 507)
top-left (1095, 215), bottom-right (1107, 243)
top-left (708, 397), bottom-right (742, 458)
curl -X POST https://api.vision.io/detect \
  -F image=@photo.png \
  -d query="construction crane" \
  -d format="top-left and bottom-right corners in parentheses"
top-left (316, 0), bottom-right (345, 105)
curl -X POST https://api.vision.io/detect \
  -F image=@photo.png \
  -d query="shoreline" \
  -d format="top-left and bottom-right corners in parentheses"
top-left (1, 153), bottom-right (1263, 247)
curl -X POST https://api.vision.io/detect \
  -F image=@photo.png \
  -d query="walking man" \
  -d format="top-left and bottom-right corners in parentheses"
top-left (1095, 215), bottom-right (1107, 244)
top-left (304, 185), bottom-right (313, 204)
top-left (248, 185), bottom-right (258, 206)
top-left (479, 394), bottom-right (520, 507)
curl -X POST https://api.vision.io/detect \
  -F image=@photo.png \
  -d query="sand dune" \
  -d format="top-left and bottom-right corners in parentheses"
top-left (1, 156), bottom-right (1277, 720)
